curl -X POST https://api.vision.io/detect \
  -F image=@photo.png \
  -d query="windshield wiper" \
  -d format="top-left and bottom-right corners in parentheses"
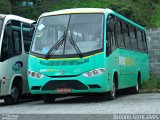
top-left (44, 14), bottom-right (83, 59)
top-left (45, 34), bottom-right (65, 59)
top-left (69, 33), bottom-right (83, 58)
top-left (45, 16), bottom-right (71, 59)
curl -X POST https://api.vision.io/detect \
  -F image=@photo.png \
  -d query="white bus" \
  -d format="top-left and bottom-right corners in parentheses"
top-left (0, 14), bottom-right (35, 105)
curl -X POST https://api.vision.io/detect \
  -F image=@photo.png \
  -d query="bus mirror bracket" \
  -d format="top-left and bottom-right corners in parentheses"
top-left (29, 21), bottom-right (37, 37)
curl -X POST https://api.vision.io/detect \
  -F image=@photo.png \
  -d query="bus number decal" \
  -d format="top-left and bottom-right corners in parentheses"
top-left (119, 56), bottom-right (134, 66)
top-left (119, 56), bottom-right (126, 65)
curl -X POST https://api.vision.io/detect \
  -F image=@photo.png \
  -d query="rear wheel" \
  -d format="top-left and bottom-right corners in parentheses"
top-left (132, 73), bottom-right (141, 94)
top-left (132, 81), bottom-right (140, 94)
top-left (4, 85), bottom-right (20, 105)
top-left (42, 94), bottom-right (55, 103)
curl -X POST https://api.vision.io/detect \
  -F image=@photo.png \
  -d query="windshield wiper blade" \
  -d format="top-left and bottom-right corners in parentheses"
top-left (45, 34), bottom-right (65, 59)
top-left (69, 36), bottom-right (83, 58)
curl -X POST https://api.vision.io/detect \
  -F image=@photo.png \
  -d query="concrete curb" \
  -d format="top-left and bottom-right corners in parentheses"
top-left (140, 89), bottom-right (160, 93)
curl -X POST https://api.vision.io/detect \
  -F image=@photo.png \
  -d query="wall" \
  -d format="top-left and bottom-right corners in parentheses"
top-left (146, 28), bottom-right (160, 75)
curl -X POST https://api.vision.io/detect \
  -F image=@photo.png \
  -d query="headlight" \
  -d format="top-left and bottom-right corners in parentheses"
top-left (36, 73), bottom-right (43, 78)
top-left (31, 72), bottom-right (36, 77)
top-left (28, 71), bottom-right (31, 75)
top-left (28, 70), bottom-right (44, 79)
top-left (83, 68), bottom-right (105, 77)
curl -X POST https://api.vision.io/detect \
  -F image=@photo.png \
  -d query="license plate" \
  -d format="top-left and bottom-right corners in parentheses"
top-left (57, 88), bottom-right (71, 93)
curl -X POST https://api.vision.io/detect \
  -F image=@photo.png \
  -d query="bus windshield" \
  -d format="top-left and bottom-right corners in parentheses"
top-left (0, 19), bottom-right (3, 35)
top-left (31, 14), bottom-right (103, 56)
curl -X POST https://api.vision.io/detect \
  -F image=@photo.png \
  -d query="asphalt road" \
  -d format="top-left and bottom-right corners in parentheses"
top-left (0, 93), bottom-right (160, 114)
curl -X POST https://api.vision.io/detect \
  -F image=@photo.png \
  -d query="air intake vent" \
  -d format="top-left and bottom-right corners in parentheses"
top-left (42, 80), bottom-right (88, 90)
top-left (40, 59), bottom-right (89, 66)
top-left (88, 84), bottom-right (101, 89)
top-left (31, 86), bottom-right (41, 90)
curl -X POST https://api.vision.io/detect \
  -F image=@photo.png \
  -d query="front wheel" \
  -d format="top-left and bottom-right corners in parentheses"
top-left (106, 81), bottom-right (116, 100)
top-left (42, 94), bottom-right (55, 103)
top-left (101, 81), bottom-right (116, 100)
top-left (4, 86), bottom-right (20, 105)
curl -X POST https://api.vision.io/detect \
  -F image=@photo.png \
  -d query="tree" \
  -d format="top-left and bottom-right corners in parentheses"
top-left (108, 0), bottom-right (157, 27)
top-left (0, 0), bottom-right (11, 14)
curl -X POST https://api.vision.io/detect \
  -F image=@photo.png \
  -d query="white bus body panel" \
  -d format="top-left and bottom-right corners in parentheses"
top-left (0, 14), bottom-right (35, 97)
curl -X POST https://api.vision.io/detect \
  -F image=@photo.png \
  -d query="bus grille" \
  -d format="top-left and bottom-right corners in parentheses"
top-left (42, 80), bottom-right (88, 90)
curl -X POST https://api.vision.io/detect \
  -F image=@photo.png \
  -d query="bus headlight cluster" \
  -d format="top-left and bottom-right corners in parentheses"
top-left (83, 68), bottom-right (105, 77)
top-left (28, 70), bottom-right (44, 79)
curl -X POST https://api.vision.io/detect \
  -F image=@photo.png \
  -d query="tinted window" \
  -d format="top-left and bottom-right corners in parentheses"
top-left (13, 31), bottom-right (21, 51)
top-left (1, 20), bottom-right (22, 62)
top-left (130, 26), bottom-right (138, 50)
top-left (115, 20), bottom-right (125, 48)
top-left (0, 19), bottom-right (3, 35)
top-left (22, 23), bottom-right (33, 53)
top-left (1, 33), bottom-right (10, 61)
top-left (137, 30), bottom-right (145, 52)
top-left (142, 31), bottom-right (148, 53)
top-left (107, 16), bottom-right (117, 55)
top-left (123, 23), bottom-right (131, 49)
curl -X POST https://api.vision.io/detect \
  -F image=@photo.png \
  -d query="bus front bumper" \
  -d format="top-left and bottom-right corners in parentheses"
top-left (28, 73), bottom-right (112, 94)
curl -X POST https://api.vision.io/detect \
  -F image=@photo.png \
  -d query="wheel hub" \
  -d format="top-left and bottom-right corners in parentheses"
top-left (11, 87), bottom-right (19, 102)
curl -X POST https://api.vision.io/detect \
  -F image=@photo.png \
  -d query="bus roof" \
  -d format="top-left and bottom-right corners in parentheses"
top-left (0, 14), bottom-right (35, 24)
top-left (41, 8), bottom-right (107, 17)
top-left (40, 8), bottom-right (145, 30)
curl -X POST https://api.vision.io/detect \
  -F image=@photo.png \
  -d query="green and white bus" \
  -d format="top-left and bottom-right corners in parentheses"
top-left (0, 14), bottom-right (35, 104)
top-left (28, 8), bottom-right (149, 103)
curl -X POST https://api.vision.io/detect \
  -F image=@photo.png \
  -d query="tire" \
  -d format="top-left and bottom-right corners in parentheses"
top-left (100, 80), bottom-right (117, 100)
top-left (42, 94), bottom-right (55, 103)
top-left (4, 86), bottom-right (20, 105)
top-left (132, 74), bottom-right (140, 94)
top-left (106, 80), bottom-right (116, 100)
top-left (132, 80), bottom-right (140, 94)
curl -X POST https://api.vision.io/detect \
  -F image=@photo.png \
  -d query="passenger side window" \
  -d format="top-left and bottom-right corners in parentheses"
top-left (13, 30), bottom-right (21, 53)
top-left (1, 20), bottom-right (22, 62)
top-left (130, 26), bottom-right (138, 51)
top-left (1, 33), bottom-right (10, 61)
top-left (137, 30), bottom-right (145, 52)
top-left (142, 31), bottom-right (148, 53)
top-left (123, 23), bottom-right (131, 49)
top-left (115, 20), bottom-right (125, 48)
top-left (22, 23), bottom-right (33, 53)
top-left (107, 16), bottom-right (117, 55)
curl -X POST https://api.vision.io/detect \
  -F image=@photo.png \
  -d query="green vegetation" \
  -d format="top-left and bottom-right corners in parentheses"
top-left (141, 76), bottom-right (160, 90)
top-left (0, 0), bottom-right (11, 14)
top-left (0, 0), bottom-right (160, 27)
top-left (9, 0), bottom-right (160, 27)
top-left (152, 3), bottom-right (160, 27)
